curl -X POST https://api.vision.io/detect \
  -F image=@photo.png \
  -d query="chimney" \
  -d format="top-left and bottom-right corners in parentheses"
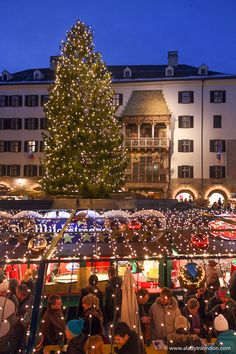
top-left (50, 56), bottom-right (59, 71)
top-left (168, 51), bottom-right (178, 67)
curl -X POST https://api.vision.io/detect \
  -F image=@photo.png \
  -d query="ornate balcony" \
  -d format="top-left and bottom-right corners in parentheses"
top-left (124, 138), bottom-right (169, 149)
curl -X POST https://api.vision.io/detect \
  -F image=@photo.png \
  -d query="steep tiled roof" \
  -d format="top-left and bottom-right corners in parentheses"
top-left (123, 90), bottom-right (171, 116)
top-left (0, 64), bottom-right (233, 84)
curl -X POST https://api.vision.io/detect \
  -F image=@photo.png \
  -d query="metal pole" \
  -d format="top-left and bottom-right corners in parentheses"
top-left (27, 261), bottom-right (47, 353)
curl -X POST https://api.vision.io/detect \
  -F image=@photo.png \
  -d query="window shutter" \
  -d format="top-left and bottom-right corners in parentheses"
top-left (18, 141), bottom-right (21, 152)
top-left (35, 96), bottom-right (39, 106)
top-left (6, 119), bottom-right (10, 129)
top-left (40, 95), bottom-right (44, 106)
top-left (178, 117), bottom-right (182, 128)
top-left (222, 91), bottom-right (226, 103)
top-left (178, 166), bottom-right (182, 178)
top-left (6, 165), bottom-right (10, 176)
top-left (190, 91), bottom-right (194, 103)
top-left (210, 140), bottom-right (214, 152)
top-left (40, 141), bottom-right (44, 152)
top-left (178, 140), bottom-right (182, 152)
top-left (119, 94), bottom-right (123, 105)
top-left (6, 141), bottom-right (10, 152)
top-left (210, 91), bottom-right (214, 103)
top-left (16, 165), bottom-right (20, 176)
top-left (35, 118), bottom-right (39, 129)
top-left (222, 140), bottom-right (226, 152)
top-left (190, 166), bottom-right (193, 178)
top-left (18, 119), bottom-right (22, 130)
top-left (1, 165), bottom-right (6, 176)
top-left (24, 165), bottom-right (27, 176)
top-left (210, 166), bottom-right (214, 178)
top-left (35, 141), bottom-right (38, 152)
top-left (190, 140), bottom-right (193, 152)
top-left (178, 92), bottom-right (182, 103)
top-left (19, 96), bottom-right (22, 107)
top-left (222, 166), bottom-right (226, 178)
top-left (25, 118), bottom-right (28, 129)
top-left (33, 165), bottom-right (37, 176)
top-left (24, 141), bottom-right (28, 152)
top-left (25, 95), bottom-right (28, 106)
top-left (190, 116), bottom-right (194, 128)
top-left (4, 96), bottom-right (9, 107)
top-left (8, 96), bottom-right (12, 107)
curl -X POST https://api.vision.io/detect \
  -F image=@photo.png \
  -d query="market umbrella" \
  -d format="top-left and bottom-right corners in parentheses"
top-left (121, 268), bottom-right (141, 335)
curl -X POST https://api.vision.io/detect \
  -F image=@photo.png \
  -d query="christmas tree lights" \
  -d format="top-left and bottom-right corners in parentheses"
top-left (40, 20), bottom-right (128, 196)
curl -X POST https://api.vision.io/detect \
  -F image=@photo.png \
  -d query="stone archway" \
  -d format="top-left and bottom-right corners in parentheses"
top-left (175, 189), bottom-right (195, 202)
top-left (207, 189), bottom-right (228, 207)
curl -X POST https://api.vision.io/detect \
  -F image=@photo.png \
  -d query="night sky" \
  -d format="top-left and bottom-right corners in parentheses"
top-left (1, 0), bottom-right (236, 74)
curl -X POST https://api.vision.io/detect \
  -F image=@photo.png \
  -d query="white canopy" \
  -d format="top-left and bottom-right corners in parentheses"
top-left (14, 210), bottom-right (42, 218)
top-left (44, 210), bottom-right (71, 219)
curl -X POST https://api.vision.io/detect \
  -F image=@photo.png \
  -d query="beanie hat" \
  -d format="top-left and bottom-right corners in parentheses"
top-left (175, 316), bottom-right (189, 330)
top-left (0, 280), bottom-right (9, 293)
top-left (67, 319), bottom-right (84, 336)
top-left (214, 314), bottom-right (229, 332)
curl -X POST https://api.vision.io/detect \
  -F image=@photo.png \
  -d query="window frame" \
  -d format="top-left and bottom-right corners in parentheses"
top-left (210, 90), bottom-right (226, 103)
top-left (210, 166), bottom-right (226, 179)
top-left (178, 165), bottom-right (194, 178)
top-left (178, 116), bottom-right (194, 128)
top-left (178, 91), bottom-right (194, 104)
top-left (178, 139), bottom-right (194, 152)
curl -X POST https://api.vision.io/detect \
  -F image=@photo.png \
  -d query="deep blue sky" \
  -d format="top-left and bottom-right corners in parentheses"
top-left (1, 0), bottom-right (236, 74)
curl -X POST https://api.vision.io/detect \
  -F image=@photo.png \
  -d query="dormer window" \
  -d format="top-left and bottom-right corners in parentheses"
top-left (33, 70), bottom-right (44, 80)
top-left (198, 64), bottom-right (208, 76)
top-left (1, 70), bottom-right (12, 81)
top-left (124, 67), bottom-right (132, 78)
top-left (165, 65), bottom-right (174, 77)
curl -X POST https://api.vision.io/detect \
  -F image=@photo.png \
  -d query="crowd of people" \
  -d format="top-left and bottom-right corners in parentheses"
top-left (1, 261), bottom-right (236, 353)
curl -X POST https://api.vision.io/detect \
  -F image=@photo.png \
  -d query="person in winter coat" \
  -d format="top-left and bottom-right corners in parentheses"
top-left (82, 293), bottom-right (104, 337)
top-left (183, 285), bottom-right (213, 324)
top-left (207, 314), bottom-right (236, 354)
top-left (40, 294), bottom-right (66, 347)
top-left (114, 321), bottom-right (146, 354)
top-left (104, 266), bottom-right (122, 340)
top-left (66, 319), bottom-right (86, 354)
top-left (149, 287), bottom-right (181, 342)
top-left (182, 298), bottom-right (208, 338)
top-left (78, 274), bottom-right (104, 318)
top-left (167, 315), bottom-right (204, 354)
top-left (206, 260), bottom-right (220, 292)
top-left (21, 269), bottom-right (35, 294)
top-left (206, 287), bottom-right (236, 330)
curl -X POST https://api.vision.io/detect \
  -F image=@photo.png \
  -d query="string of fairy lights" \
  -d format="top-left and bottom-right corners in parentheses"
top-left (1, 208), bottom-right (236, 262)
top-left (39, 20), bottom-right (128, 196)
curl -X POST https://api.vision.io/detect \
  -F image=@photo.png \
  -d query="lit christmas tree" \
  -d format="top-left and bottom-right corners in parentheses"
top-left (40, 20), bottom-right (128, 197)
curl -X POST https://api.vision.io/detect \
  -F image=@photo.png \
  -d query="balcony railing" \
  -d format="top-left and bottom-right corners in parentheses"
top-left (124, 138), bottom-right (169, 148)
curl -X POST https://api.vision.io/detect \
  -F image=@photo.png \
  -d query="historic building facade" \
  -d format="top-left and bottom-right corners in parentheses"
top-left (0, 52), bottom-right (236, 203)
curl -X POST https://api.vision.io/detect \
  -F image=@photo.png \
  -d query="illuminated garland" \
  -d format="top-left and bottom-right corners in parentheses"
top-left (179, 263), bottom-right (205, 289)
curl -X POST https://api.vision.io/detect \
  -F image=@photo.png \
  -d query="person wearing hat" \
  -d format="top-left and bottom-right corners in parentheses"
top-left (207, 314), bottom-right (236, 353)
top-left (66, 319), bottom-right (86, 354)
top-left (206, 260), bottom-right (220, 292)
top-left (206, 287), bottom-right (236, 330)
top-left (7, 278), bottom-right (19, 310)
top-left (167, 315), bottom-right (204, 354)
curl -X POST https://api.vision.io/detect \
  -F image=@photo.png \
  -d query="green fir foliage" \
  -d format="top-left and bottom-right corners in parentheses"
top-left (40, 20), bottom-right (128, 197)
